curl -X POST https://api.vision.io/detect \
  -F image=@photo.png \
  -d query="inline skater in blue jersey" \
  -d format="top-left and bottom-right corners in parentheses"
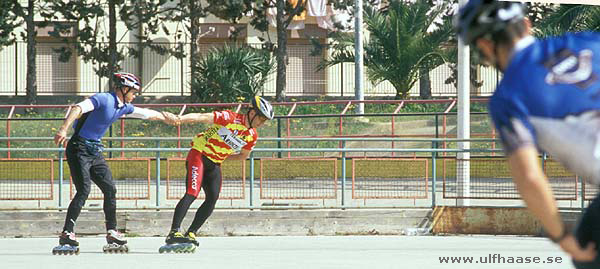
top-left (456, 0), bottom-right (600, 267)
top-left (52, 72), bottom-right (172, 254)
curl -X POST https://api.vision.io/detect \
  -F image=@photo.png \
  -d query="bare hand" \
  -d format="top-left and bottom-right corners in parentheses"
top-left (54, 129), bottom-right (68, 146)
top-left (161, 111), bottom-right (180, 126)
top-left (560, 234), bottom-right (597, 262)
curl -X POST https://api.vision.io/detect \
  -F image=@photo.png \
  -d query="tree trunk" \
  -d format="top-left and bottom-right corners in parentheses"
top-left (419, 67), bottom-right (432, 99)
top-left (108, 0), bottom-right (117, 90)
top-left (275, 0), bottom-right (287, 102)
top-left (25, 0), bottom-right (36, 109)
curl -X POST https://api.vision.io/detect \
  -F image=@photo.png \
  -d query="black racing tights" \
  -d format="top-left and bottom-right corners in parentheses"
top-left (170, 153), bottom-right (222, 234)
top-left (63, 137), bottom-right (117, 233)
top-left (573, 194), bottom-right (600, 268)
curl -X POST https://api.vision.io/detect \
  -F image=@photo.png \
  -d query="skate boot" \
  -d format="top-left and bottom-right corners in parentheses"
top-left (103, 229), bottom-right (129, 253)
top-left (185, 231), bottom-right (199, 247)
top-left (52, 231), bottom-right (80, 255)
top-left (159, 231), bottom-right (195, 254)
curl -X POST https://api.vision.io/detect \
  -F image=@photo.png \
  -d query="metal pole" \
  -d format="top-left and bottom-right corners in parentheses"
top-left (58, 148), bottom-right (64, 208)
top-left (155, 140), bottom-right (161, 207)
top-left (435, 114), bottom-right (439, 139)
top-left (249, 153), bottom-right (255, 208)
top-left (340, 63), bottom-right (344, 97)
top-left (14, 43), bottom-right (18, 95)
top-left (109, 125), bottom-right (113, 158)
top-left (354, 0), bottom-right (364, 114)
top-left (341, 141), bottom-right (346, 208)
top-left (277, 118), bottom-right (282, 158)
top-left (457, 0), bottom-right (470, 206)
top-left (432, 141), bottom-right (437, 207)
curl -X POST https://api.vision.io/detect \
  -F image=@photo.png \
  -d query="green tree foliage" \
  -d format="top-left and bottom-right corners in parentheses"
top-left (1, 0), bottom-right (54, 106)
top-left (533, 4), bottom-right (600, 37)
top-left (190, 44), bottom-right (274, 103)
top-left (0, 0), bottom-right (21, 49)
top-left (120, 0), bottom-right (205, 92)
top-left (46, 0), bottom-right (123, 87)
top-left (204, 0), bottom-right (304, 101)
top-left (318, 0), bottom-right (453, 99)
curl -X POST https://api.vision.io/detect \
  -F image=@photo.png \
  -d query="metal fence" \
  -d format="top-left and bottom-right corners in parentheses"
top-left (0, 41), bottom-right (501, 97)
top-left (0, 100), bottom-right (496, 159)
top-left (0, 137), bottom-right (595, 210)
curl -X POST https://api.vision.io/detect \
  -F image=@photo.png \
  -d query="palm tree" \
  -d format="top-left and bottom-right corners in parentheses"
top-left (534, 4), bottom-right (600, 37)
top-left (191, 44), bottom-right (274, 103)
top-left (319, 0), bottom-right (453, 99)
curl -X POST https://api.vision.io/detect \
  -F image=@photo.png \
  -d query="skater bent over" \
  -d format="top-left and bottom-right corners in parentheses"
top-left (456, 0), bottom-right (600, 267)
top-left (53, 72), bottom-right (170, 254)
top-left (161, 96), bottom-right (274, 249)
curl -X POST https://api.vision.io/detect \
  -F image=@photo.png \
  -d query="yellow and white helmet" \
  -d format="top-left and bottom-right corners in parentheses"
top-left (251, 96), bottom-right (274, 120)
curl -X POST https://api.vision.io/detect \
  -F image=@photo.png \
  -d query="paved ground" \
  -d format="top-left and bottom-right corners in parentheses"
top-left (0, 235), bottom-right (571, 269)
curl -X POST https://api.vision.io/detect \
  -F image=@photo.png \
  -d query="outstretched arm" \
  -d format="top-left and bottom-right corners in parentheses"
top-left (128, 107), bottom-right (168, 121)
top-left (160, 112), bottom-right (214, 126)
top-left (226, 149), bottom-right (251, 161)
top-left (54, 106), bottom-right (82, 146)
top-left (508, 146), bottom-right (596, 261)
top-left (178, 112), bottom-right (214, 125)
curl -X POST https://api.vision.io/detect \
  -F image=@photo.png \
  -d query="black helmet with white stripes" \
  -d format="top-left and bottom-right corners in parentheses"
top-left (456, 0), bottom-right (525, 45)
top-left (251, 96), bottom-right (274, 120)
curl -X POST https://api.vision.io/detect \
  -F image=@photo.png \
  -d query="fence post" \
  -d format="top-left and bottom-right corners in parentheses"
top-left (109, 126), bottom-right (113, 158)
top-left (249, 153), bottom-right (255, 208)
top-left (14, 43), bottom-right (18, 95)
top-left (432, 141), bottom-right (437, 208)
top-left (341, 141), bottom-right (346, 208)
top-left (156, 140), bottom-right (161, 207)
top-left (277, 119), bottom-right (282, 158)
top-left (581, 176), bottom-right (585, 212)
top-left (541, 152), bottom-right (546, 171)
top-left (435, 115), bottom-right (439, 139)
top-left (58, 147), bottom-right (64, 208)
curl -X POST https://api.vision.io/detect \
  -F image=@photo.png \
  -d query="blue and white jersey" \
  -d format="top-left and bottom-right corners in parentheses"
top-left (489, 31), bottom-right (600, 183)
top-left (73, 92), bottom-right (135, 141)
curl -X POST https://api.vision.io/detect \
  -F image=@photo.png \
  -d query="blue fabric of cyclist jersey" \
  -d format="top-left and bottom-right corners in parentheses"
top-left (73, 92), bottom-right (134, 141)
top-left (489, 31), bottom-right (600, 183)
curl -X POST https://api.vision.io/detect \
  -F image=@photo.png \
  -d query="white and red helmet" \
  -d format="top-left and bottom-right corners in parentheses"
top-left (114, 72), bottom-right (141, 91)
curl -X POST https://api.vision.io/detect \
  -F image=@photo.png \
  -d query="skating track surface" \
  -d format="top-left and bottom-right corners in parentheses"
top-left (0, 235), bottom-right (570, 269)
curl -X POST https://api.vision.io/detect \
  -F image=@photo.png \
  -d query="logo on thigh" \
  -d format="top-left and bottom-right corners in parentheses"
top-left (191, 166), bottom-right (199, 190)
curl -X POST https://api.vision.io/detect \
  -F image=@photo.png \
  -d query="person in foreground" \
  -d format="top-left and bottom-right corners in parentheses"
top-left (456, 0), bottom-right (600, 267)
top-left (53, 72), bottom-right (171, 254)
top-left (159, 96), bottom-right (274, 253)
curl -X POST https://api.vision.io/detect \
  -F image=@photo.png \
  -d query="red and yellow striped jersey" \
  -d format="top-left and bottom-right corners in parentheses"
top-left (191, 110), bottom-right (258, 164)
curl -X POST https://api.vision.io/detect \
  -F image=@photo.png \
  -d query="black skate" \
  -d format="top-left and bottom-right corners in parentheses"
top-left (52, 231), bottom-right (80, 255)
top-left (159, 231), bottom-right (196, 254)
top-left (185, 231), bottom-right (199, 247)
top-left (103, 229), bottom-right (129, 254)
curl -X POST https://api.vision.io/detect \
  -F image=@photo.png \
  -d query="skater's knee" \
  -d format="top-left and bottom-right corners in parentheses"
top-left (205, 192), bottom-right (219, 204)
top-left (182, 193), bottom-right (197, 203)
top-left (204, 196), bottom-right (218, 208)
top-left (101, 184), bottom-right (117, 198)
top-left (73, 190), bottom-right (90, 201)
